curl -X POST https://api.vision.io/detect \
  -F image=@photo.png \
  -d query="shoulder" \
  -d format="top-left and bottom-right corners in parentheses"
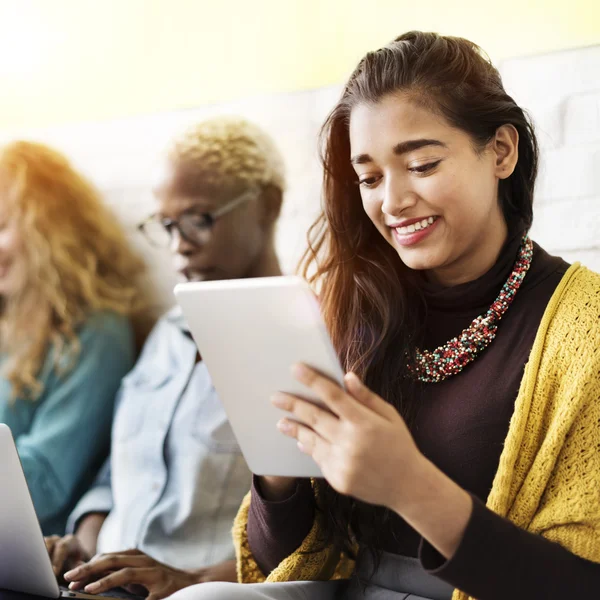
top-left (551, 265), bottom-right (600, 335)
top-left (75, 310), bottom-right (135, 361)
top-left (524, 242), bottom-right (570, 291)
top-left (540, 265), bottom-right (600, 377)
top-left (128, 306), bottom-right (192, 370)
top-left (79, 310), bottom-right (133, 340)
top-left (44, 312), bottom-right (136, 387)
top-left (141, 306), bottom-right (187, 347)
top-left (566, 265), bottom-right (600, 300)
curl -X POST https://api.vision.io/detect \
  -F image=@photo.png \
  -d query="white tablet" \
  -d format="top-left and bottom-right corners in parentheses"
top-left (174, 275), bottom-right (345, 477)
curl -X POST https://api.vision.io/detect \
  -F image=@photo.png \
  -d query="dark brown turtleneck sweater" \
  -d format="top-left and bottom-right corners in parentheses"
top-left (247, 236), bottom-right (600, 598)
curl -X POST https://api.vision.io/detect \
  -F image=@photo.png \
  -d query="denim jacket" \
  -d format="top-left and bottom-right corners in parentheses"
top-left (67, 307), bottom-right (252, 570)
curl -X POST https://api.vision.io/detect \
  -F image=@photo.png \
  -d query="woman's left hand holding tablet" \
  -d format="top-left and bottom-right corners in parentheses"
top-left (272, 364), bottom-right (472, 559)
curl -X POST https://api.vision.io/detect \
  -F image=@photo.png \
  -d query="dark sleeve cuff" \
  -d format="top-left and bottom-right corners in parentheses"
top-left (247, 475), bottom-right (316, 576)
top-left (419, 494), bottom-right (600, 600)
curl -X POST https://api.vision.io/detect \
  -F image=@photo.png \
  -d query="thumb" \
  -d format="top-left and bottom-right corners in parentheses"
top-left (344, 372), bottom-right (370, 402)
top-left (344, 372), bottom-right (393, 418)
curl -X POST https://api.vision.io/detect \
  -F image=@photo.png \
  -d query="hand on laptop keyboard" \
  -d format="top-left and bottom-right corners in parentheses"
top-left (45, 535), bottom-right (92, 579)
top-left (63, 549), bottom-right (227, 600)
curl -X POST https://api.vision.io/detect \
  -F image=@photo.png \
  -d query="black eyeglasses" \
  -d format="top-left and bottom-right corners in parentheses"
top-left (138, 190), bottom-right (255, 248)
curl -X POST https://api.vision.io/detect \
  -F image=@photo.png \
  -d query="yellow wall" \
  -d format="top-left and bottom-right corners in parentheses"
top-left (1, 0), bottom-right (598, 129)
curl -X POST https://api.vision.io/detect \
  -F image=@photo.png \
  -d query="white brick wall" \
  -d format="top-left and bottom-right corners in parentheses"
top-left (0, 86), bottom-right (342, 313)
top-left (500, 45), bottom-right (600, 273)
top-left (563, 92), bottom-right (600, 146)
top-left (0, 44), bottom-right (597, 313)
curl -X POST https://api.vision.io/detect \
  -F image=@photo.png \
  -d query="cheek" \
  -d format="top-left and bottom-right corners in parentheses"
top-left (421, 171), bottom-right (459, 207)
top-left (0, 232), bottom-right (20, 258)
top-left (213, 219), bottom-right (262, 263)
top-left (361, 194), bottom-right (384, 229)
top-left (440, 159), bottom-right (498, 219)
top-left (421, 171), bottom-right (485, 225)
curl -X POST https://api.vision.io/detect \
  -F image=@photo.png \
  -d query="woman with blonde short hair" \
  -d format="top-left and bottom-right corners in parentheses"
top-left (45, 117), bottom-right (287, 600)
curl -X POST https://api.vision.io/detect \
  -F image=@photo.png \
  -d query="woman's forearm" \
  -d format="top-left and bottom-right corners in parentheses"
top-left (390, 455), bottom-right (472, 559)
top-left (75, 512), bottom-right (108, 559)
top-left (247, 476), bottom-right (315, 575)
top-left (393, 457), bottom-right (600, 599)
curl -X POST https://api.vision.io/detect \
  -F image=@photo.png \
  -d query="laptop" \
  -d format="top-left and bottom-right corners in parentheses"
top-left (0, 424), bottom-right (134, 600)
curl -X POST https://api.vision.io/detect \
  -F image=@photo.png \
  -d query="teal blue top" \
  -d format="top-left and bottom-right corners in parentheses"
top-left (0, 310), bottom-right (135, 536)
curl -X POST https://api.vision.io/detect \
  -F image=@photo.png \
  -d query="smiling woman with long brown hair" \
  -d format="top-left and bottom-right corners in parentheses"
top-left (0, 141), bottom-right (148, 536)
top-left (170, 32), bottom-right (599, 600)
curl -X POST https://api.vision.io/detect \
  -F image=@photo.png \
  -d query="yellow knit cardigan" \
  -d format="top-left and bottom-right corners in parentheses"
top-left (233, 263), bottom-right (600, 600)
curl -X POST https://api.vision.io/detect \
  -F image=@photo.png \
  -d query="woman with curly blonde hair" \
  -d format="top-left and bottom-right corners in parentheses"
top-left (0, 141), bottom-right (148, 535)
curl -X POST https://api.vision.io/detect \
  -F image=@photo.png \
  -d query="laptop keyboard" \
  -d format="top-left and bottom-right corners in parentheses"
top-left (59, 586), bottom-right (145, 599)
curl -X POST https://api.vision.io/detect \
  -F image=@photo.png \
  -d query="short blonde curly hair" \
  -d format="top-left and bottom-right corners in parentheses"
top-left (168, 116), bottom-right (286, 201)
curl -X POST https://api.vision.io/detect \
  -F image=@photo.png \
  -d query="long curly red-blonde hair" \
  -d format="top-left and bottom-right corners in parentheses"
top-left (0, 141), bottom-right (150, 400)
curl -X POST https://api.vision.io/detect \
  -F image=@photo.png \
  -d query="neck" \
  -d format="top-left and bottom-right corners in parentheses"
top-left (427, 218), bottom-right (509, 288)
top-left (245, 244), bottom-right (282, 278)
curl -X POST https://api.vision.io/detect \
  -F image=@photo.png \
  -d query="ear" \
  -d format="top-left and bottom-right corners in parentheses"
top-left (259, 184), bottom-right (283, 230)
top-left (493, 124), bottom-right (519, 180)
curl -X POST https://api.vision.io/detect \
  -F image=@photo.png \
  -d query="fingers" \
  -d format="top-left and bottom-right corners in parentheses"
top-left (44, 537), bottom-right (58, 573)
top-left (271, 392), bottom-right (339, 441)
top-left (291, 364), bottom-right (361, 421)
top-left (44, 535), bottom-right (74, 576)
top-left (64, 562), bottom-right (90, 591)
top-left (343, 372), bottom-right (371, 403)
top-left (65, 553), bottom-right (149, 585)
top-left (44, 535), bottom-right (59, 553)
top-left (83, 567), bottom-right (155, 594)
top-left (277, 419), bottom-right (329, 464)
top-left (344, 372), bottom-right (396, 419)
top-left (67, 580), bottom-right (86, 591)
top-left (52, 539), bottom-right (71, 575)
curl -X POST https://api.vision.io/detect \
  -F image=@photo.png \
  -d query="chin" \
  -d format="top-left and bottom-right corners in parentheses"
top-left (0, 278), bottom-right (17, 296)
top-left (384, 221), bottom-right (451, 273)
top-left (399, 258), bottom-right (439, 273)
top-left (185, 273), bottom-right (209, 283)
top-left (187, 270), bottom-right (221, 282)
top-left (395, 247), bottom-right (448, 272)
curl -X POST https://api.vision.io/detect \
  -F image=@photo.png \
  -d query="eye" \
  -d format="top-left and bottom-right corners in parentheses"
top-left (358, 175), bottom-right (381, 189)
top-left (185, 213), bottom-right (209, 228)
top-left (159, 218), bottom-right (175, 232)
top-left (409, 160), bottom-right (442, 174)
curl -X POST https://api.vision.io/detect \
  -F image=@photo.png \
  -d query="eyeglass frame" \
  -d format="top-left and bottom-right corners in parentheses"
top-left (137, 188), bottom-right (257, 248)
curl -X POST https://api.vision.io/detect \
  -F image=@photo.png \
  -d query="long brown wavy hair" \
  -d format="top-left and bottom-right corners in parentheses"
top-left (0, 141), bottom-right (151, 401)
top-left (299, 31), bottom-right (539, 566)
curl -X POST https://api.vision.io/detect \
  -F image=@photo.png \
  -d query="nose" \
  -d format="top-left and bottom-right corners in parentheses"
top-left (170, 228), bottom-right (198, 256)
top-left (381, 174), bottom-right (418, 218)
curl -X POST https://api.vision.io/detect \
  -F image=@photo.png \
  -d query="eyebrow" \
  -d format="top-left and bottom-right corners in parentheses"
top-left (158, 205), bottom-right (212, 220)
top-left (350, 139), bottom-right (447, 165)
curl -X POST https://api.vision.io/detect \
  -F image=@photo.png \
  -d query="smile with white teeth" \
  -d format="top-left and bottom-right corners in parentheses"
top-left (395, 216), bottom-right (437, 235)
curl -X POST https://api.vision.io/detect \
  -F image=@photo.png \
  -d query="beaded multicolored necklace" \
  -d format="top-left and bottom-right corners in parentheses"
top-left (408, 235), bottom-right (534, 383)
